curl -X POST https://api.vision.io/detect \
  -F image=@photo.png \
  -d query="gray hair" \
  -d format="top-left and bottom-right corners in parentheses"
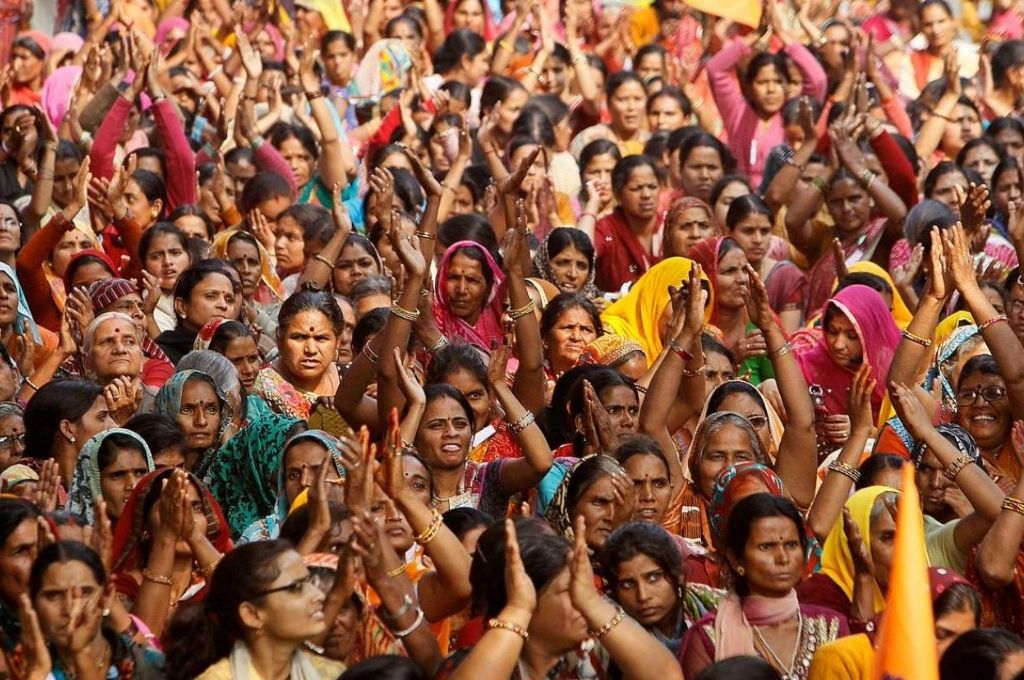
top-left (82, 312), bottom-right (144, 358)
top-left (177, 350), bottom-right (242, 410)
top-left (0, 401), bottom-right (23, 420)
top-left (350, 275), bottom-right (392, 302)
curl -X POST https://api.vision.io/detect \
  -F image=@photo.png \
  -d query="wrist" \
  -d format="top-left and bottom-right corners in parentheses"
top-left (498, 605), bottom-right (535, 624)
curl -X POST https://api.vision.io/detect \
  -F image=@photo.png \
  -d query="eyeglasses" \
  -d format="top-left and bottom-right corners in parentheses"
top-left (746, 415), bottom-right (769, 430)
top-left (254, 575), bottom-right (313, 598)
top-left (956, 386), bottom-right (1008, 406)
top-left (0, 432), bottom-right (25, 448)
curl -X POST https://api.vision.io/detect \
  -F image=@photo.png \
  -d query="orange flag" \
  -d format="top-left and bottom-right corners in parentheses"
top-left (871, 464), bottom-right (939, 680)
top-left (682, 0), bottom-right (762, 27)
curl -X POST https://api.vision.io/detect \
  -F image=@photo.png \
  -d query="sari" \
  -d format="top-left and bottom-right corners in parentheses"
top-left (153, 370), bottom-right (233, 479)
top-left (796, 285), bottom-right (901, 420)
top-left (805, 217), bottom-right (888, 317)
top-left (594, 208), bottom-right (662, 293)
top-left (532, 230), bottom-right (599, 298)
top-left (846, 261), bottom-right (913, 329)
top-left (601, 257), bottom-right (713, 367)
top-left (0, 262), bottom-right (40, 345)
top-left (209, 229), bottom-right (285, 304)
top-left (433, 241), bottom-right (507, 350)
top-left (66, 429), bottom-right (154, 525)
top-left (576, 335), bottom-right (645, 369)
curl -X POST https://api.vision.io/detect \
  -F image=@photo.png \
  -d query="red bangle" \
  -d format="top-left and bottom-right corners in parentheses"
top-left (669, 339), bottom-right (693, 362)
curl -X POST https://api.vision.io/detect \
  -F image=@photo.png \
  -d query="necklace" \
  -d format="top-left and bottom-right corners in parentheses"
top-left (751, 612), bottom-right (814, 680)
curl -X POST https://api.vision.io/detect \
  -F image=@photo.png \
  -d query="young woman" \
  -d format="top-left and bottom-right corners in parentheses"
top-left (675, 133), bottom-right (736, 205)
top-left (155, 256), bottom-right (236, 365)
top-left (0, 499), bottom-right (40, 662)
top-left (661, 197), bottom-right (723, 259)
top-left (140, 222), bottom-right (193, 335)
top-left (577, 139), bottom-right (622, 221)
top-left (66, 428), bottom-right (155, 525)
top-left (575, 72), bottom-right (651, 157)
top-left (531, 228), bottom-right (599, 299)
top-left (593, 155), bottom-right (663, 292)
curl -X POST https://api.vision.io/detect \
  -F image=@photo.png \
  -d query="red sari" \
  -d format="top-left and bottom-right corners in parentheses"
top-left (594, 209), bottom-right (661, 292)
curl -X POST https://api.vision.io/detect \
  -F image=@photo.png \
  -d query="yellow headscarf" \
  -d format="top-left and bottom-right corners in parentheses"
top-left (601, 257), bottom-right (713, 367)
top-left (844, 262), bottom-right (913, 330)
top-left (210, 229), bottom-right (285, 301)
top-left (934, 311), bottom-right (975, 346)
top-left (820, 485), bottom-right (900, 615)
top-left (294, 0), bottom-right (351, 32)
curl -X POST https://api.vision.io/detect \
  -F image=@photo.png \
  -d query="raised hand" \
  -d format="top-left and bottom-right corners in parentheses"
top-left (843, 507), bottom-right (875, 578)
top-left (33, 459), bottom-right (60, 513)
top-left (17, 595), bottom-right (52, 680)
top-left (923, 226), bottom-right (950, 301)
top-left (104, 376), bottom-right (142, 425)
top-left (567, 516), bottom-right (601, 610)
top-left (387, 223), bottom-right (426, 280)
top-left (393, 347), bottom-right (425, 406)
top-left (744, 264), bottom-right (775, 333)
top-left (943, 222), bottom-right (979, 294)
top-left (503, 520), bottom-right (537, 615)
top-left (848, 365), bottom-right (876, 435)
top-left (891, 243), bottom-right (923, 297)
top-left (889, 381), bottom-right (933, 441)
top-left (236, 32), bottom-right (263, 80)
top-left (499, 146), bottom-right (541, 197)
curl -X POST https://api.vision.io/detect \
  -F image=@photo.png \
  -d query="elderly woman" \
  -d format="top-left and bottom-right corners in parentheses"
top-left (87, 278), bottom-right (174, 386)
top-left (154, 369), bottom-right (234, 477)
top-left (433, 241), bottom-right (507, 350)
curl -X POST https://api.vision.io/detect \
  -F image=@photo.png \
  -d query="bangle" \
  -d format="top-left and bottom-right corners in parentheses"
top-left (21, 377), bottom-right (39, 392)
top-left (390, 303), bottom-right (421, 322)
top-left (635, 384), bottom-right (648, 394)
top-left (306, 89), bottom-right (325, 101)
top-left (668, 339), bottom-right (693, 362)
top-left (978, 314), bottom-right (1008, 332)
top-left (415, 509), bottom-right (443, 545)
top-left (784, 157), bottom-right (806, 172)
top-left (681, 364), bottom-right (707, 378)
top-left (508, 299), bottom-right (537, 321)
top-left (42, 140), bottom-right (58, 152)
top-left (589, 607), bottom-right (626, 639)
top-left (489, 618), bottom-right (529, 640)
top-left (363, 343), bottom-right (380, 364)
top-left (526, 66), bottom-right (542, 79)
top-left (507, 411), bottom-right (536, 436)
top-left (413, 230), bottom-right (436, 240)
top-left (249, 135), bottom-right (266, 150)
top-left (390, 607), bottom-right (425, 639)
top-left (943, 454), bottom-right (975, 481)
top-left (1003, 496), bottom-right (1024, 516)
top-left (387, 564), bottom-right (407, 579)
top-left (578, 211), bottom-right (597, 221)
top-left (901, 329), bottom-right (933, 348)
top-left (380, 594), bottom-right (414, 623)
top-left (200, 554), bottom-right (223, 578)
top-left (828, 461), bottom-right (862, 482)
top-left (768, 343), bottom-right (793, 360)
top-left (497, 40), bottom-right (513, 53)
top-left (427, 336), bottom-right (449, 354)
top-left (314, 254), bottom-right (335, 269)
top-left (142, 569), bottom-right (173, 586)
top-left (858, 169), bottom-right (878, 189)
top-left (932, 108), bottom-right (956, 122)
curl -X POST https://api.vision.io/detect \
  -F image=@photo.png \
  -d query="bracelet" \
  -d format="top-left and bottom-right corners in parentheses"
top-left (363, 343), bottom-right (380, 364)
top-left (681, 364), bottom-right (707, 378)
top-left (390, 303), bottom-right (421, 322)
top-left (578, 211), bottom-right (597, 221)
top-left (691, 97), bottom-right (705, 112)
top-left (387, 564), bottom-right (407, 579)
top-left (249, 135), bottom-right (266, 150)
top-left (42, 140), bottom-right (58, 152)
top-left (508, 299), bottom-right (537, 321)
top-left (200, 554), bottom-right (223, 578)
top-left (828, 461), bottom-right (862, 482)
top-left (857, 169), bottom-right (878, 190)
top-left (943, 454), bottom-right (975, 481)
top-left (507, 411), bottom-right (535, 436)
top-left (668, 339), bottom-right (693, 362)
top-left (497, 40), bottom-right (513, 53)
top-left (380, 593), bottom-right (414, 623)
top-left (589, 607), bottom-right (626, 639)
top-left (141, 569), bottom-right (173, 586)
top-left (1003, 496), bottom-right (1024, 516)
top-left (21, 377), bottom-right (39, 392)
top-left (768, 343), bottom-right (793, 360)
top-left (489, 618), bottom-right (529, 640)
top-left (314, 254), bottom-right (335, 269)
top-left (635, 384), bottom-right (648, 394)
top-left (390, 607), bottom-right (425, 639)
top-left (306, 89), bottom-right (325, 101)
top-left (978, 314), bottom-right (1008, 332)
top-left (413, 230), bottom-right (436, 240)
top-left (415, 509), bottom-right (443, 545)
top-left (784, 157), bottom-right (806, 172)
top-left (427, 336), bottom-right (450, 354)
top-left (526, 66), bottom-right (543, 79)
top-left (901, 329), bottom-right (933, 348)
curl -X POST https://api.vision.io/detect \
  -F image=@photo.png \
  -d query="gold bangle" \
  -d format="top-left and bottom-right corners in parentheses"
top-left (489, 617), bottom-right (529, 639)
top-left (508, 299), bottom-right (537, 321)
top-left (142, 569), bottom-right (173, 586)
top-left (200, 555), bottom-right (223, 578)
top-left (681, 364), bottom-right (706, 378)
top-left (390, 303), bottom-right (421, 322)
top-left (415, 510), bottom-right (443, 545)
top-left (828, 461), bottom-right (862, 482)
top-left (413, 230), bottom-right (436, 240)
top-left (589, 607), bottom-right (626, 639)
top-left (901, 329), bottom-right (933, 348)
top-left (387, 564), bottom-right (407, 578)
top-left (497, 40), bottom-right (513, 53)
top-left (943, 454), bottom-right (974, 482)
top-left (1002, 496), bottom-right (1024, 516)
top-left (768, 343), bottom-right (793, 360)
top-left (314, 254), bottom-right (335, 269)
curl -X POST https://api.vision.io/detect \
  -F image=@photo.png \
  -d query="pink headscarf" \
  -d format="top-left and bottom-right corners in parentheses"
top-left (259, 23), bottom-right (286, 62)
top-left (796, 284), bottom-right (901, 419)
top-left (16, 30), bottom-right (51, 55)
top-left (40, 65), bottom-right (81, 129)
top-left (433, 241), bottom-right (506, 350)
top-left (154, 17), bottom-right (190, 54)
top-left (444, 0), bottom-right (497, 42)
top-left (51, 32), bottom-right (84, 55)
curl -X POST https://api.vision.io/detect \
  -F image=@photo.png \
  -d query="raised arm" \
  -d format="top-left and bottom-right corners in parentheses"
top-left (297, 35), bottom-right (352, 191)
top-left (298, 184), bottom-right (351, 289)
top-left (976, 422), bottom-right (1024, 587)
top-left (146, 54), bottom-right (196, 209)
top-left (915, 53), bottom-right (961, 161)
top-left (504, 196), bottom-right (546, 414)
top-left (764, 97), bottom-right (818, 214)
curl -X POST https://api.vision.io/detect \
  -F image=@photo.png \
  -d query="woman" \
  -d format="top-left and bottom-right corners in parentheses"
top-left (593, 155), bottom-right (663, 292)
top-left (140, 222), bottom-right (193, 335)
top-left (675, 133), bottom-right (736, 205)
top-left (679, 494), bottom-right (848, 678)
top-left (164, 540), bottom-right (344, 679)
top-left (602, 522), bottom-right (725, 656)
top-left (155, 260), bottom-right (236, 364)
top-left (198, 319), bottom-right (262, 394)
top-left (87, 277), bottom-right (174, 388)
top-left (0, 498), bottom-right (40, 660)
top-left (0, 262), bottom-right (56, 367)
top-left (333, 234), bottom-right (384, 298)
top-left (578, 336), bottom-right (647, 382)
top-left (210, 228), bottom-right (284, 310)
top-left (544, 454), bottom-right (634, 555)
top-left (577, 139), bottom-right (622, 219)
top-left (23, 541), bottom-right (166, 678)
top-left (540, 293), bottom-right (603, 382)
top-left (154, 370), bottom-right (233, 477)
top-left (66, 428), bottom-right (155, 525)
top-left (436, 518), bottom-right (683, 680)
top-left (531, 228), bottom-right (599, 298)
top-left (573, 72), bottom-right (651, 157)
top-left (8, 32), bottom-right (48, 106)
top-left (254, 288), bottom-right (344, 420)
top-left (661, 197), bottom-right (723, 260)
top-left (432, 241), bottom-right (506, 350)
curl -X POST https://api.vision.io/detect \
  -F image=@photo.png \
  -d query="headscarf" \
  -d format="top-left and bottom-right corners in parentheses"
top-left (40, 65), bottom-right (81, 129)
top-left (544, 454), bottom-right (624, 541)
top-left (0, 464), bottom-right (37, 493)
top-left (708, 463), bottom-right (784, 545)
top-left (194, 318), bottom-right (227, 351)
top-left (935, 311), bottom-right (975, 346)
top-left (601, 257), bottom-right (713, 367)
top-left (67, 429), bottom-right (154, 524)
top-left (696, 380), bottom-right (785, 463)
top-left (62, 249), bottom-right (117, 293)
top-left (154, 370), bottom-right (233, 479)
top-left (685, 411), bottom-right (767, 494)
top-left (444, 0), bottom-right (497, 40)
top-left (88, 278), bottom-right (169, 363)
top-left (687, 236), bottom-right (742, 326)
top-left (820, 485), bottom-right (898, 615)
top-left (15, 30), bottom-right (51, 56)
top-left (796, 285), bottom-right (901, 419)
top-left (294, 0), bottom-right (351, 31)
top-left (0, 263), bottom-right (41, 344)
top-left (524, 278), bottom-right (560, 310)
top-left (210, 229), bottom-right (285, 302)
top-left (50, 32), bottom-right (84, 55)
top-left (531, 231), bottom-right (599, 298)
top-left (433, 241), bottom-right (507, 350)
top-left (845, 261), bottom-right (913, 329)
top-left (576, 335), bottom-right (644, 369)
top-left (154, 17), bottom-right (189, 53)
top-left (662, 197), bottom-right (724, 259)
top-left (112, 467), bottom-right (232, 575)
top-left (927, 314), bottom-right (982, 406)
top-left (911, 423), bottom-right (984, 471)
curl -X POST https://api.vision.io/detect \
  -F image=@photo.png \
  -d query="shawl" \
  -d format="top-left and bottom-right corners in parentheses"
top-left (531, 230), bottom-right (599, 298)
top-left (153, 370), bottom-right (233, 479)
top-left (154, 17), bottom-right (188, 53)
top-left (819, 485), bottom-right (897, 616)
top-left (40, 65), bottom-right (80, 129)
top-left (225, 640), bottom-right (341, 680)
top-left (0, 262), bottom-right (41, 344)
top-left (601, 257), bottom-right (713, 367)
top-left (594, 208), bottom-right (661, 293)
top-left (687, 236), bottom-right (743, 327)
top-left (253, 365), bottom-right (319, 420)
top-left (543, 454), bottom-right (624, 541)
top-left (433, 241), bottom-right (507, 350)
top-left (443, 0), bottom-right (497, 41)
top-left (845, 261), bottom-right (912, 329)
top-left (796, 285), bottom-right (901, 420)
top-left (210, 229), bottom-right (285, 303)
top-left (88, 278), bottom-right (170, 363)
top-left (911, 423), bottom-right (984, 472)
top-left (66, 428), bottom-right (154, 524)
top-left (112, 468), bottom-right (233, 575)
top-left (576, 335), bottom-right (644, 369)
top-left (662, 197), bottom-right (724, 259)
top-left (708, 463), bottom-right (784, 545)
top-left (713, 591), bottom-right (801, 661)
top-left (926, 317), bottom-right (981, 411)
top-left (0, 463), bottom-right (37, 493)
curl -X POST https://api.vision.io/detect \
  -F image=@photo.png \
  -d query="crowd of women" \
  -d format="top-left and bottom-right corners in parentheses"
top-left (5, 0), bottom-right (1024, 677)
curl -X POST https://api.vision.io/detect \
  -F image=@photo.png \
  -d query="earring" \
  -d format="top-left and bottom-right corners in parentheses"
top-left (68, 434), bottom-right (76, 443)
top-left (736, 566), bottom-right (745, 576)
top-left (103, 608), bottom-right (111, 617)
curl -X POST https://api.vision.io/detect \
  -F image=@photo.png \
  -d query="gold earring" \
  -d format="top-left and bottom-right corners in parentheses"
top-left (736, 566), bottom-right (745, 576)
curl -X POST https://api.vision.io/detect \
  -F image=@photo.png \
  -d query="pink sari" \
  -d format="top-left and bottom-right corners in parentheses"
top-left (796, 284), bottom-right (901, 420)
top-left (433, 241), bottom-right (507, 350)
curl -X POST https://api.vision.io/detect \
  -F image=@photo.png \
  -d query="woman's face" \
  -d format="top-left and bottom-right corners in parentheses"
top-left (574, 475), bottom-right (621, 550)
top-left (680, 147), bottom-right (724, 203)
top-left (223, 335), bottom-right (261, 393)
top-left (176, 379), bottom-right (221, 453)
top-left (387, 21), bottom-right (423, 64)
top-left (715, 248), bottom-right (749, 310)
top-left (716, 392), bottom-right (771, 456)
top-left (920, 4), bottom-right (954, 49)
top-left (608, 81), bottom-right (647, 135)
top-left (733, 516), bottom-right (804, 597)
top-left (665, 207), bottom-right (714, 258)
top-left (613, 553), bottom-right (678, 629)
top-left (713, 181), bottom-right (751, 226)
top-left (249, 550), bottom-right (328, 643)
top-left (548, 244), bottom-right (591, 294)
top-left (323, 39), bottom-right (356, 87)
top-left (930, 171), bottom-right (968, 218)
top-left (962, 145), bottom-right (1001, 187)
top-left (124, 179), bottom-right (161, 230)
top-left (624, 454), bottom-right (672, 524)
top-left (824, 310), bottom-right (863, 368)
top-left (545, 306), bottom-right (598, 373)
top-left (100, 446), bottom-right (149, 520)
top-left (51, 229), bottom-right (94, 278)
top-left (935, 603), bottom-right (978, 658)
top-left (11, 46), bottom-right (43, 85)
top-left (453, 0), bottom-right (486, 33)
top-left (697, 424), bottom-right (757, 499)
top-left (0, 204), bottom-right (20, 254)
top-left (528, 567), bottom-right (589, 652)
top-left (178, 272), bottom-right (234, 331)
top-left (597, 385), bottom-right (640, 435)
top-left (415, 396), bottom-right (472, 471)
top-left (175, 215), bottom-right (209, 242)
top-left (731, 212), bottom-right (773, 267)
top-left (274, 215), bottom-right (307, 274)
top-left (541, 56), bottom-right (570, 96)
top-left (940, 104), bottom-right (982, 156)
top-left (494, 87), bottom-right (528, 135)
top-left (279, 137), bottom-right (314, 187)
top-left (458, 50), bottom-right (490, 87)
top-left (992, 168), bottom-right (1022, 218)
top-left (69, 262), bottom-right (112, 292)
top-left (582, 153), bottom-right (617, 207)
top-left (957, 372), bottom-right (1011, 451)
top-left (444, 368), bottom-right (491, 431)
top-left (511, 143), bottom-right (547, 191)
top-left (88, 316), bottom-right (143, 383)
top-left (868, 497), bottom-right (897, 592)
top-left (995, 128), bottom-right (1024, 163)
top-left (333, 242), bottom-right (380, 296)
top-left (226, 237), bottom-right (262, 299)
top-left (451, 184), bottom-right (476, 216)
top-left (705, 351), bottom-right (737, 393)
top-left (750, 64), bottom-right (786, 116)
top-left (0, 272), bottom-right (18, 328)
top-left (0, 518), bottom-right (37, 604)
top-left (33, 560), bottom-right (105, 649)
top-left (617, 165), bottom-right (659, 222)
top-left (283, 441), bottom-right (341, 507)
top-left (445, 252), bottom-right (490, 323)
top-left (145, 233), bottom-right (190, 292)
top-left (826, 178), bottom-right (872, 237)
top-left (278, 310), bottom-right (339, 387)
top-left (71, 396), bottom-right (117, 452)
